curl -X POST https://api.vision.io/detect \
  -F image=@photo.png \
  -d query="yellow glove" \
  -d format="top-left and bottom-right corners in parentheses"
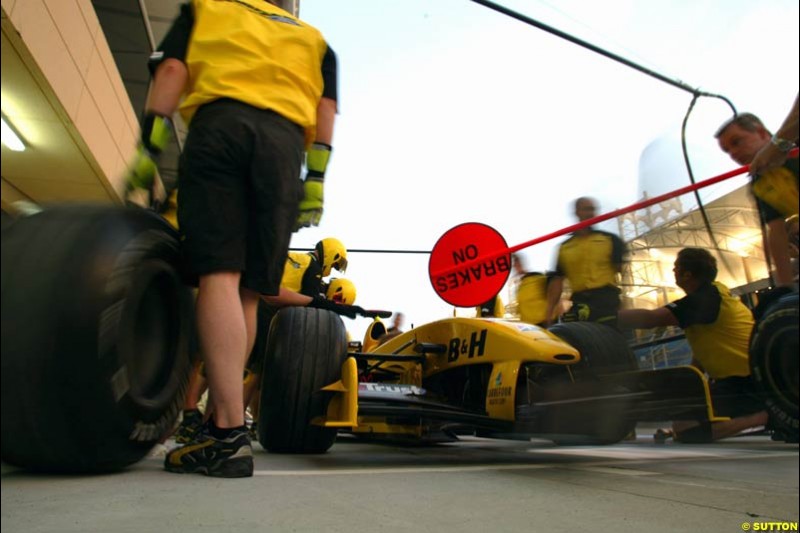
top-left (295, 142), bottom-right (332, 231)
top-left (296, 179), bottom-right (324, 230)
top-left (126, 145), bottom-right (159, 192)
top-left (124, 113), bottom-right (172, 199)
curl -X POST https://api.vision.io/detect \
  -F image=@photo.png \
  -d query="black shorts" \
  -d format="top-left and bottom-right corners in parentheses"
top-left (562, 286), bottom-right (621, 328)
top-left (177, 99), bottom-right (304, 294)
top-left (676, 376), bottom-right (764, 443)
top-left (709, 375), bottom-right (764, 418)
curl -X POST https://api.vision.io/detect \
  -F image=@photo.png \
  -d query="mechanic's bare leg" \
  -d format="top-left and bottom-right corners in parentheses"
top-left (243, 377), bottom-right (262, 439)
top-left (710, 411), bottom-right (769, 440)
top-left (196, 272), bottom-right (258, 429)
top-left (185, 362), bottom-right (208, 414)
top-left (169, 361), bottom-right (209, 442)
top-left (671, 420), bottom-right (697, 434)
top-left (249, 381), bottom-right (261, 417)
top-left (671, 410), bottom-right (769, 442)
top-left (243, 374), bottom-right (260, 414)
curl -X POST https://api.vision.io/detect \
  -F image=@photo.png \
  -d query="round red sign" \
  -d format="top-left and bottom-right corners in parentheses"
top-left (428, 222), bottom-right (511, 308)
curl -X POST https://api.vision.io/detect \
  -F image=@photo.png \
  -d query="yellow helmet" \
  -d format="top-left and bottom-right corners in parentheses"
top-left (316, 237), bottom-right (348, 277)
top-left (326, 278), bottom-right (357, 305)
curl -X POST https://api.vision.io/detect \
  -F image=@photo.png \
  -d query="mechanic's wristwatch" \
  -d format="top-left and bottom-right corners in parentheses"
top-left (770, 135), bottom-right (795, 153)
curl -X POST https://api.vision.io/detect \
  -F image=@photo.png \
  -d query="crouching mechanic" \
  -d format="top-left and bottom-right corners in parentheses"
top-left (618, 248), bottom-right (768, 442)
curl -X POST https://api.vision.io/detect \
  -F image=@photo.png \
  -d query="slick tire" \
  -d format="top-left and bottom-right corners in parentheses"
top-left (259, 307), bottom-right (348, 453)
top-left (548, 322), bottom-right (638, 445)
top-left (1, 205), bottom-right (194, 473)
top-left (750, 293), bottom-right (799, 442)
top-left (549, 322), bottom-right (637, 379)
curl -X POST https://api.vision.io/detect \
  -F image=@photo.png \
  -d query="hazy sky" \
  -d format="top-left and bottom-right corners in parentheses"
top-left (290, 0), bottom-right (800, 339)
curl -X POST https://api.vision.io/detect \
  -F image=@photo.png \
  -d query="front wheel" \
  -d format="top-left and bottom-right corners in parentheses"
top-left (259, 307), bottom-right (348, 453)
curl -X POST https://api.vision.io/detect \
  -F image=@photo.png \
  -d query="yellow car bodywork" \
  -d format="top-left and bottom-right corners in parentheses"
top-left (318, 317), bottom-right (723, 443)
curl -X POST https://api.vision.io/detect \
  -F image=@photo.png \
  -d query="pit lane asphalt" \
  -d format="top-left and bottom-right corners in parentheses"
top-left (2, 425), bottom-right (797, 533)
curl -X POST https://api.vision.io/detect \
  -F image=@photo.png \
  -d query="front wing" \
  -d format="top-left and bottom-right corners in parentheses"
top-left (315, 357), bottom-right (725, 440)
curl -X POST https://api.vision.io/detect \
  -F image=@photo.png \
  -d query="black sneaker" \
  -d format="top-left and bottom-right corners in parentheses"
top-left (248, 421), bottom-right (259, 442)
top-left (164, 425), bottom-right (254, 478)
top-left (174, 410), bottom-right (203, 444)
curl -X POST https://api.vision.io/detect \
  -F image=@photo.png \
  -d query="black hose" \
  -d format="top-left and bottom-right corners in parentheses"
top-left (680, 93), bottom-right (738, 279)
top-left (472, 0), bottom-right (744, 280)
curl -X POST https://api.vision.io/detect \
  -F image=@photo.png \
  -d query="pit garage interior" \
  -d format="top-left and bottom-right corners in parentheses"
top-left (1, 0), bottom-right (776, 364)
top-left (1, 0), bottom-right (298, 218)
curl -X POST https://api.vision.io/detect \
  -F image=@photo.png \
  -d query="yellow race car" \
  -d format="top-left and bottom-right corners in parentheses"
top-left (2, 206), bottom-right (796, 474)
top-left (256, 307), bottom-right (733, 452)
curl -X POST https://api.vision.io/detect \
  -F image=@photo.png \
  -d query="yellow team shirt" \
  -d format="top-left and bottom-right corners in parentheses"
top-left (670, 282), bottom-right (754, 379)
top-left (556, 230), bottom-right (624, 293)
top-left (516, 273), bottom-right (549, 325)
top-left (280, 252), bottom-right (316, 293)
top-left (180, 0), bottom-right (328, 147)
top-left (752, 165), bottom-right (799, 219)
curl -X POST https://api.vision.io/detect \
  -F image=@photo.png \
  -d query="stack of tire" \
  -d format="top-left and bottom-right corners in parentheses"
top-left (1, 206), bottom-right (194, 472)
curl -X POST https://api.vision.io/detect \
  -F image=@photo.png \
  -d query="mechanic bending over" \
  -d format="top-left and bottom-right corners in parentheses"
top-left (136, 0), bottom-right (339, 478)
top-left (716, 105), bottom-right (799, 304)
top-left (618, 248), bottom-right (768, 443)
top-left (748, 94), bottom-right (799, 176)
top-left (243, 276), bottom-right (358, 441)
top-left (243, 239), bottom-right (354, 437)
top-left (546, 197), bottom-right (627, 329)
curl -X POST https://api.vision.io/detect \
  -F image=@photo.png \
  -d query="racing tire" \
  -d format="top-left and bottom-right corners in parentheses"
top-left (549, 322), bottom-right (637, 378)
top-left (1, 205), bottom-right (194, 472)
top-left (259, 306), bottom-right (348, 453)
top-left (749, 293), bottom-right (799, 442)
top-left (547, 322), bottom-right (638, 445)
